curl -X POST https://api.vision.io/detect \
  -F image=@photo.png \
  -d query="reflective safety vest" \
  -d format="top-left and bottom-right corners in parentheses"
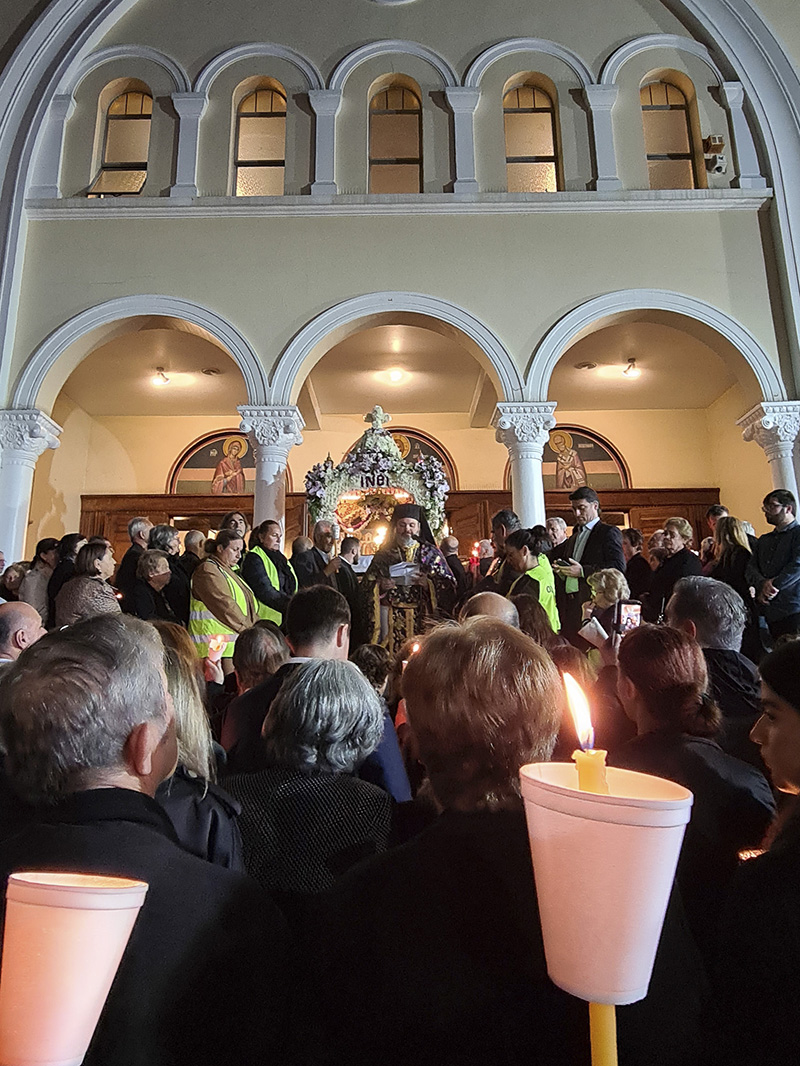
top-left (249, 546), bottom-right (297, 625)
top-left (509, 554), bottom-right (560, 633)
top-left (189, 566), bottom-right (250, 658)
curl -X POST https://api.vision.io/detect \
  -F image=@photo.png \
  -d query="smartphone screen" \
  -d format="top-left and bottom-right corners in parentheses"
top-left (616, 600), bottom-right (642, 633)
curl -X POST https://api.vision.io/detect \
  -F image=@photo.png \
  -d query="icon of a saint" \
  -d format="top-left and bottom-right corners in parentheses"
top-left (211, 436), bottom-right (248, 495)
top-left (549, 430), bottom-right (588, 491)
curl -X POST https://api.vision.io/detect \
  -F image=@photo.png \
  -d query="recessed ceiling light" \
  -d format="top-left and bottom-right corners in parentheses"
top-left (202, 367), bottom-right (221, 376)
top-left (574, 361), bottom-right (597, 370)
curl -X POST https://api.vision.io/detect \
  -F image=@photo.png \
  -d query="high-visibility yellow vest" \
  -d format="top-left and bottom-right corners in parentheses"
top-left (189, 565), bottom-right (250, 658)
top-left (508, 554), bottom-right (561, 633)
top-left (249, 546), bottom-right (297, 625)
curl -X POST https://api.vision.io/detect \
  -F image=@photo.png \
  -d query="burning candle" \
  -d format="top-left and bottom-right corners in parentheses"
top-left (401, 641), bottom-right (420, 672)
top-left (562, 672), bottom-right (617, 1066)
top-left (206, 636), bottom-right (227, 663)
top-left (564, 672), bottom-right (609, 796)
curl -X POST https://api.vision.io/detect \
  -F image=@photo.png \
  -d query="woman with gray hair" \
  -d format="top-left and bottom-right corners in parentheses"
top-left (148, 524), bottom-right (190, 626)
top-left (225, 658), bottom-right (392, 922)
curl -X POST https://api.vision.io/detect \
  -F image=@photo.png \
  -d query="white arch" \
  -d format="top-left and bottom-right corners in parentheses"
top-left (269, 292), bottom-right (524, 405)
top-left (13, 295), bottom-right (269, 411)
top-left (194, 43), bottom-right (324, 94)
top-left (62, 43), bottom-right (191, 94)
top-left (600, 33), bottom-right (725, 86)
top-left (526, 289), bottom-right (787, 403)
top-left (464, 38), bottom-right (594, 90)
top-left (328, 40), bottom-right (458, 91)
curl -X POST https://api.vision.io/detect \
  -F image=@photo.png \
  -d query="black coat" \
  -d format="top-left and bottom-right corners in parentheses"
top-left (645, 548), bottom-right (703, 622)
top-left (155, 764), bottom-right (245, 870)
top-left (240, 547), bottom-right (297, 618)
top-left (710, 813), bottom-right (800, 1066)
top-left (444, 553), bottom-right (470, 600)
top-left (624, 552), bottom-right (652, 602)
top-left (610, 731), bottom-right (774, 961)
top-left (552, 522), bottom-right (626, 637)
top-left (710, 549), bottom-right (764, 663)
top-left (303, 807), bottom-right (706, 1066)
top-left (163, 555), bottom-right (191, 626)
top-left (293, 547), bottom-right (332, 589)
top-left (702, 647), bottom-right (765, 769)
top-left (129, 578), bottom-right (176, 622)
top-left (116, 543), bottom-right (143, 605)
top-left (335, 558), bottom-right (368, 648)
top-left (0, 788), bottom-right (288, 1066)
top-left (220, 661), bottom-right (300, 774)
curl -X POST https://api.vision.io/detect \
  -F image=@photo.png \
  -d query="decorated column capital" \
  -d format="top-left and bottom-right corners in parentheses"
top-left (238, 405), bottom-right (304, 461)
top-left (493, 402), bottom-right (557, 458)
top-left (737, 402), bottom-right (800, 461)
top-left (0, 409), bottom-right (61, 464)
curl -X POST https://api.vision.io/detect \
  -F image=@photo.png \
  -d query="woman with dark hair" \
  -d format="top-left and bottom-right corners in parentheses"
top-left (220, 511), bottom-right (249, 538)
top-left (511, 593), bottom-right (568, 652)
top-left (0, 562), bottom-right (28, 603)
top-left (130, 549), bottom-right (177, 622)
top-left (47, 532), bottom-right (87, 623)
top-left (504, 526), bottom-right (560, 632)
top-left (240, 519), bottom-right (297, 626)
top-left (710, 515), bottom-right (762, 662)
top-left (645, 517), bottom-right (703, 621)
top-left (711, 640), bottom-right (800, 1065)
top-left (19, 536), bottom-right (59, 625)
top-left (611, 624), bottom-right (774, 958)
top-left (189, 530), bottom-right (259, 673)
top-left (54, 540), bottom-right (121, 626)
top-left (621, 527), bottom-right (651, 601)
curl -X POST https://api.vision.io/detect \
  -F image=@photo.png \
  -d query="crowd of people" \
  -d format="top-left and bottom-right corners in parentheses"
top-left (0, 487), bottom-right (798, 1064)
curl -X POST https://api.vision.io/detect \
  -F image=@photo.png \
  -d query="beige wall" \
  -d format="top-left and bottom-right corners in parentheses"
top-left (14, 208), bottom-right (779, 411)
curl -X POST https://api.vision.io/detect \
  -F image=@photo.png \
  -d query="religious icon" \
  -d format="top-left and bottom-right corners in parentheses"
top-left (549, 430), bottom-right (588, 491)
top-left (211, 435), bottom-right (248, 495)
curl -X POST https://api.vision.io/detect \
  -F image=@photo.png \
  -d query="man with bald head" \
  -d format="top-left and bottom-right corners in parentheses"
top-left (0, 602), bottom-right (45, 667)
top-left (460, 591), bottom-right (520, 629)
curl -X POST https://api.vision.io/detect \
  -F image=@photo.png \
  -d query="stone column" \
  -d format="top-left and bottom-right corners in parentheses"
top-left (738, 401), bottom-right (800, 498)
top-left (0, 410), bottom-right (61, 562)
top-left (170, 92), bottom-right (208, 198)
top-left (444, 87), bottom-right (481, 196)
top-left (583, 85), bottom-right (623, 192)
top-left (238, 405), bottom-right (304, 530)
top-left (27, 94), bottom-right (76, 199)
top-left (719, 82), bottom-right (768, 191)
top-left (493, 402), bottom-right (557, 526)
top-left (309, 89), bottom-right (343, 196)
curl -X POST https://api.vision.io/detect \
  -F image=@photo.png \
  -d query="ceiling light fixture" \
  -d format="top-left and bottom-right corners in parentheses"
top-left (152, 367), bottom-right (170, 386)
top-left (623, 358), bottom-right (641, 379)
top-left (388, 368), bottom-right (405, 383)
top-left (574, 361), bottom-right (597, 371)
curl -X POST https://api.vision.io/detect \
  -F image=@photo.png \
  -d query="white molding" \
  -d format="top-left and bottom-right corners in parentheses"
top-left (328, 40), bottom-right (458, 90)
top-left (24, 187), bottom-right (771, 219)
top-left (600, 33), bottom-right (725, 86)
top-left (464, 38), bottom-right (593, 89)
top-left (269, 292), bottom-right (524, 405)
top-left (527, 288), bottom-right (786, 404)
top-left (194, 43), bottom-right (324, 93)
top-left (13, 295), bottom-right (269, 410)
top-left (62, 43), bottom-right (191, 94)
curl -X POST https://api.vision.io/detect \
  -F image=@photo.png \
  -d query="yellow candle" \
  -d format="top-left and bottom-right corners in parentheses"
top-left (572, 747), bottom-right (610, 795)
top-left (589, 1003), bottom-right (618, 1066)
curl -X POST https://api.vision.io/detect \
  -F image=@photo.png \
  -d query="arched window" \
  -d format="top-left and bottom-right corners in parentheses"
top-left (503, 83), bottom-right (559, 193)
top-left (88, 90), bottom-right (152, 198)
top-left (369, 84), bottom-right (422, 194)
top-left (234, 86), bottom-right (286, 196)
top-left (640, 82), bottom-right (697, 190)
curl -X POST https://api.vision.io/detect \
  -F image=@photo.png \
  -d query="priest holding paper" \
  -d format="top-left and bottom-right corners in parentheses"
top-left (362, 504), bottom-right (456, 653)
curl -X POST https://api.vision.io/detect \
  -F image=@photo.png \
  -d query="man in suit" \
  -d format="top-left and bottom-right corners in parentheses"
top-left (0, 614), bottom-right (287, 1066)
top-left (336, 535), bottom-right (368, 649)
top-left (294, 520), bottom-right (340, 588)
top-left (441, 536), bottom-right (470, 600)
top-left (551, 486), bottom-right (626, 641)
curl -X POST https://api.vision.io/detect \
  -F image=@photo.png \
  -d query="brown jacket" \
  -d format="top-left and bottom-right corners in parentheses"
top-left (191, 558), bottom-right (259, 633)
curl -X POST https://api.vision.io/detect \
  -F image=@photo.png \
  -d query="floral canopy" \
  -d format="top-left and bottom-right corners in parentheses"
top-left (304, 407), bottom-right (450, 536)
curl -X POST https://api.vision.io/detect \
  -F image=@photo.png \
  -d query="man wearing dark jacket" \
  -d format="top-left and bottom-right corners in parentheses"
top-left (746, 488), bottom-right (800, 639)
top-left (0, 615), bottom-right (287, 1066)
top-left (115, 515), bottom-right (152, 607)
top-left (293, 520), bottom-right (339, 588)
top-left (551, 486), bottom-right (626, 640)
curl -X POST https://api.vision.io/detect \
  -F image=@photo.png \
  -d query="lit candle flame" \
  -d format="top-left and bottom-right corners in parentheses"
top-left (564, 672), bottom-right (594, 751)
top-left (411, 642), bottom-right (420, 655)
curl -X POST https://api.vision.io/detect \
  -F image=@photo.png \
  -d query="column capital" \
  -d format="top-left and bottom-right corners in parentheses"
top-left (444, 87), bottom-right (481, 114)
top-left (238, 405), bottom-right (305, 458)
top-left (738, 401), bottom-right (800, 460)
top-left (0, 409), bottom-right (61, 463)
top-left (308, 89), bottom-right (343, 118)
top-left (171, 91), bottom-right (208, 120)
top-left (719, 81), bottom-right (745, 110)
top-left (583, 84), bottom-right (620, 112)
top-left (492, 402), bottom-right (557, 455)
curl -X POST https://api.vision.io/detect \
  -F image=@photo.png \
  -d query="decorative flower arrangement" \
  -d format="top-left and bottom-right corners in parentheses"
top-left (305, 427), bottom-right (450, 535)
